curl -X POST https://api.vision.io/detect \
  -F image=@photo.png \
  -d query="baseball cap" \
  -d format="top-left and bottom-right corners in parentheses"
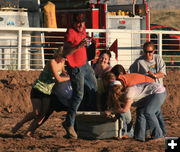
top-left (73, 12), bottom-right (86, 23)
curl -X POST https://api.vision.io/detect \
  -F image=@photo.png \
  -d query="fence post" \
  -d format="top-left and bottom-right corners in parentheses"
top-left (18, 29), bottom-right (22, 70)
top-left (157, 32), bottom-right (163, 58)
top-left (41, 33), bottom-right (45, 68)
top-left (170, 57), bottom-right (175, 71)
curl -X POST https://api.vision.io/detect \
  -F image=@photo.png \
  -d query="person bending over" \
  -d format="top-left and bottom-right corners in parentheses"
top-left (106, 81), bottom-right (166, 142)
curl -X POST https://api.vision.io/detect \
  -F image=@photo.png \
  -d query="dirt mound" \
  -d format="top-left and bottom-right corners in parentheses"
top-left (0, 70), bottom-right (179, 118)
top-left (163, 70), bottom-right (180, 120)
top-left (0, 70), bottom-right (40, 113)
top-left (0, 70), bottom-right (179, 152)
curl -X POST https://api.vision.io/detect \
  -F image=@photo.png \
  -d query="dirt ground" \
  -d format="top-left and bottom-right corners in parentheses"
top-left (0, 69), bottom-right (180, 152)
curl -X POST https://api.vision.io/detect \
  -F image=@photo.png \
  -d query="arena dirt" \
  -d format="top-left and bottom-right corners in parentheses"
top-left (0, 70), bottom-right (179, 152)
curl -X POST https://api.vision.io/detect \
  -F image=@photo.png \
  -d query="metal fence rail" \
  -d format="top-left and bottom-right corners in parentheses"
top-left (0, 27), bottom-right (180, 70)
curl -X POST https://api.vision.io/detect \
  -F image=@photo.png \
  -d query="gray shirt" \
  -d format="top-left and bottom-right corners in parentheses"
top-left (129, 54), bottom-right (166, 84)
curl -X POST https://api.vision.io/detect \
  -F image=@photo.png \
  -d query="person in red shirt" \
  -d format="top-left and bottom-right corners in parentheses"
top-left (62, 12), bottom-right (97, 139)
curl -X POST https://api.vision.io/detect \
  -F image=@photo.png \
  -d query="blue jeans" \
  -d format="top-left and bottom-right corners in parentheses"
top-left (134, 91), bottom-right (167, 141)
top-left (66, 62), bottom-right (97, 127)
top-left (145, 109), bottom-right (166, 138)
top-left (119, 110), bottom-right (134, 137)
top-left (156, 110), bottom-right (166, 136)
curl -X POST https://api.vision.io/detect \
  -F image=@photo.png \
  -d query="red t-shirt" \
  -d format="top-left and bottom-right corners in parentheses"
top-left (64, 28), bottom-right (87, 68)
top-left (118, 73), bottom-right (154, 87)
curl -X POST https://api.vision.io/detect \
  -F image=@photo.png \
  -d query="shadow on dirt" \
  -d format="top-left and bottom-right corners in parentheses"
top-left (0, 133), bottom-right (23, 139)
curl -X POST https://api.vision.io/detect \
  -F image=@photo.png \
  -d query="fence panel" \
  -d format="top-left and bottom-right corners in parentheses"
top-left (0, 27), bottom-right (180, 70)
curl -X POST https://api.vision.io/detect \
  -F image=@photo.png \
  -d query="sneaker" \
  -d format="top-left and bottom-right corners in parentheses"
top-left (134, 137), bottom-right (146, 142)
top-left (122, 134), bottom-right (129, 139)
top-left (62, 122), bottom-right (78, 139)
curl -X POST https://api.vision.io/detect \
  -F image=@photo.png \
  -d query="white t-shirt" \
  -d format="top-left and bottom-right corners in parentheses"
top-left (126, 82), bottom-right (165, 103)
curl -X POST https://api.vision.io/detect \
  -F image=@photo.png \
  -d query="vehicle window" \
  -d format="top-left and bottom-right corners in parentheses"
top-left (161, 27), bottom-right (177, 31)
top-left (165, 27), bottom-right (177, 31)
top-left (152, 26), bottom-right (178, 31)
top-left (152, 27), bottom-right (164, 30)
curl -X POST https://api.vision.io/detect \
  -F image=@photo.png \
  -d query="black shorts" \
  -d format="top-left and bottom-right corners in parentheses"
top-left (30, 88), bottom-right (50, 99)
